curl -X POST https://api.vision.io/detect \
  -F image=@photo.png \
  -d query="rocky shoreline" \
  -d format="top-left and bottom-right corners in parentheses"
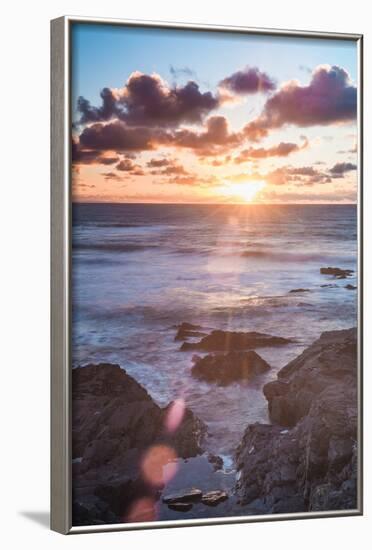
top-left (72, 325), bottom-right (358, 525)
top-left (235, 328), bottom-right (358, 513)
top-left (72, 363), bottom-right (206, 525)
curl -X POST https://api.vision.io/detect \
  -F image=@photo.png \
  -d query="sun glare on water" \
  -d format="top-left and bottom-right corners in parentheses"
top-left (221, 180), bottom-right (266, 203)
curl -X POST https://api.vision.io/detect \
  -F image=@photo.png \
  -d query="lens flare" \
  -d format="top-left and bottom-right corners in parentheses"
top-left (164, 398), bottom-right (186, 433)
top-left (141, 444), bottom-right (178, 487)
top-left (125, 497), bottom-right (157, 523)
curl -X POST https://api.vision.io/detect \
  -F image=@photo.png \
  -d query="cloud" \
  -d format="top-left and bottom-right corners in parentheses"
top-left (242, 120), bottom-right (270, 142)
top-left (209, 155), bottom-right (232, 167)
top-left (146, 157), bottom-right (189, 176)
top-left (116, 158), bottom-right (145, 176)
top-left (257, 159), bottom-right (356, 187)
top-left (79, 121), bottom-right (160, 152)
top-left (163, 174), bottom-right (219, 187)
top-left (72, 138), bottom-right (119, 165)
top-left (234, 139), bottom-right (308, 163)
top-left (75, 115), bottom-right (242, 160)
top-left (102, 171), bottom-right (124, 182)
top-left (77, 71), bottom-right (220, 128)
top-left (146, 158), bottom-right (172, 168)
top-left (77, 88), bottom-right (118, 125)
top-left (263, 165), bottom-right (332, 186)
top-left (172, 115), bottom-right (242, 156)
top-left (219, 67), bottom-right (276, 95)
top-left (329, 162), bottom-right (357, 176)
top-left (99, 156), bottom-right (120, 165)
top-left (247, 65), bottom-right (356, 135)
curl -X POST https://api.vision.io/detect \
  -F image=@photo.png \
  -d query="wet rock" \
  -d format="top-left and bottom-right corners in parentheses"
top-left (162, 402), bottom-right (207, 457)
top-left (289, 288), bottom-right (311, 293)
top-left (162, 488), bottom-right (202, 504)
top-left (168, 502), bottom-right (193, 512)
top-left (175, 322), bottom-right (207, 341)
top-left (72, 364), bottom-right (206, 525)
top-left (180, 330), bottom-right (291, 352)
top-left (235, 328), bottom-right (358, 514)
top-left (263, 328), bottom-right (357, 426)
top-left (345, 284), bottom-right (357, 290)
top-left (320, 267), bottom-right (354, 279)
top-left (177, 322), bottom-right (202, 331)
top-left (207, 453), bottom-right (224, 471)
top-left (191, 351), bottom-right (270, 385)
top-left (201, 490), bottom-right (228, 506)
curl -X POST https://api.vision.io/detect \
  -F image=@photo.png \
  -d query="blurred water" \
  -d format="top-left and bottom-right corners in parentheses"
top-left (72, 203), bottom-right (357, 457)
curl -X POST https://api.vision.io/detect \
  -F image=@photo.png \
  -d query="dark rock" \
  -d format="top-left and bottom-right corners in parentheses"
top-left (207, 453), bottom-right (224, 471)
top-left (345, 284), bottom-right (357, 290)
top-left (320, 267), bottom-right (354, 279)
top-left (272, 496), bottom-right (307, 514)
top-left (162, 488), bottom-right (202, 504)
top-left (72, 363), bottom-right (206, 525)
top-left (289, 288), bottom-right (311, 293)
top-left (177, 322), bottom-right (202, 331)
top-left (180, 330), bottom-right (291, 352)
top-left (235, 328), bottom-right (358, 514)
top-left (162, 402), bottom-right (206, 457)
top-left (201, 491), bottom-right (228, 506)
top-left (175, 323), bottom-right (207, 341)
top-left (263, 328), bottom-right (357, 426)
top-left (191, 351), bottom-right (270, 385)
top-left (168, 502), bottom-right (193, 512)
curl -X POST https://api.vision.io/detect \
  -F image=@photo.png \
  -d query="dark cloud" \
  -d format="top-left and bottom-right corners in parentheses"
top-left (146, 158), bottom-right (172, 168)
top-left (74, 115), bottom-right (243, 161)
top-left (72, 139), bottom-right (119, 165)
top-left (77, 88), bottom-right (118, 124)
top-left (72, 147), bottom-right (99, 165)
top-left (234, 139), bottom-right (308, 163)
top-left (252, 65), bottom-right (356, 131)
top-left (99, 156), bottom-right (120, 165)
top-left (172, 115), bottom-right (242, 156)
top-left (146, 157), bottom-right (189, 176)
top-left (219, 67), bottom-right (276, 95)
top-left (79, 121), bottom-right (159, 152)
top-left (77, 71), bottom-right (219, 128)
top-left (116, 158), bottom-right (145, 176)
top-left (156, 165), bottom-right (188, 176)
top-left (329, 162), bottom-right (357, 175)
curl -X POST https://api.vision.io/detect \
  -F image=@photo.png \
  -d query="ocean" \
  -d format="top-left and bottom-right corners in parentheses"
top-left (71, 203), bottom-right (357, 463)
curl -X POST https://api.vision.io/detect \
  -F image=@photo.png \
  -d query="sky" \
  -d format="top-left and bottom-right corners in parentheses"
top-left (71, 22), bottom-right (358, 204)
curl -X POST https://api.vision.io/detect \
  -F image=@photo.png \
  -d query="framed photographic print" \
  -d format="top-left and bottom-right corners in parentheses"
top-left (51, 16), bottom-right (363, 534)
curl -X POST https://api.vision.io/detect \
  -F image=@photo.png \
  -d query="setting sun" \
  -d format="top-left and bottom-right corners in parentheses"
top-left (221, 180), bottom-right (266, 203)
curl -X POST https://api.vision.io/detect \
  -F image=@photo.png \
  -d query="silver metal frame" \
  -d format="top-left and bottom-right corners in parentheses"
top-left (51, 15), bottom-right (363, 534)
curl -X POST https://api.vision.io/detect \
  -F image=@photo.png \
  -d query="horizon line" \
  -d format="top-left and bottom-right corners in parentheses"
top-left (71, 201), bottom-right (357, 206)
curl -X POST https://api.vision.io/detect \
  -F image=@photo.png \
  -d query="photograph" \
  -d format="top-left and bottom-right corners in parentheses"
top-left (69, 20), bottom-right (360, 528)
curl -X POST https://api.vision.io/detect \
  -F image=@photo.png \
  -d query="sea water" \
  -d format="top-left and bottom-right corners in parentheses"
top-left (72, 203), bottom-right (357, 458)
